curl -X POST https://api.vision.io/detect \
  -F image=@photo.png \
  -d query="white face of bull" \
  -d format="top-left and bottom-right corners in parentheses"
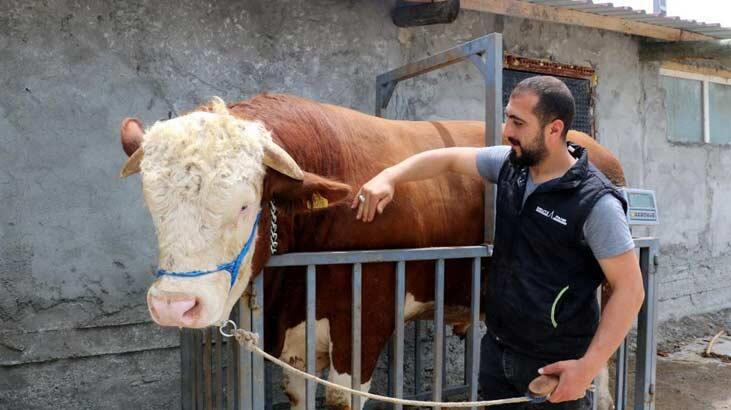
top-left (142, 112), bottom-right (267, 328)
top-left (119, 99), bottom-right (305, 328)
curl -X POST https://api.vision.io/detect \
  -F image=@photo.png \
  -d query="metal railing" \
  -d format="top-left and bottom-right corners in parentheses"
top-left (180, 238), bottom-right (658, 410)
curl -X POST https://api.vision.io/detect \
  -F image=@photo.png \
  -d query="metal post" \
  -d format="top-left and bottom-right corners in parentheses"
top-left (653, 0), bottom-right (667, 16)
top-left (483, 33), bottom-right (503, 243)
top-left (615, 339), bottom-right (628, 410)
top-left (391, 261), bottom-right (406, 410)
top-left (181, 330), bottom-right (194, 410)
top-left (252, 274), bottom-right (266, 410)
top-left (227, 308), bottom-right (237, 410)
top-left (634, 246), bottom-right (657, 410)
top-left (352, 263), bottom-right (363, 410)
top-left (374, 33), bottom-right (502, 243)
top-left (215, 328), bottom-right (223, 410)
top-left (467, 257), bottom-right (481, 409)
top-left (195, 330), bottom-right (203, 410)
top-left (204, 330), bottom-right (213, 410)
top-left (306, 265), bottom-right (317, 410)
top-left (415, 320), bottom-right (423, 395)
top-left (239, 295), bottom-right (253, 410)
top-left (433, 259), bottom-right (445, 408)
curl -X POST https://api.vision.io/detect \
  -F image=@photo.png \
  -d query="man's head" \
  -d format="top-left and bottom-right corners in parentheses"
top-left (504, 76), bottom-right (576, 167)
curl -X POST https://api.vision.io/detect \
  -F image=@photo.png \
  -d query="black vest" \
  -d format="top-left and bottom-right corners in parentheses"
top-left (484, 144), bottom-right (627, 361)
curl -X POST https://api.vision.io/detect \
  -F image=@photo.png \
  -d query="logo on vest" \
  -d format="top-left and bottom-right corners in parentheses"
top-left (535, 205), bottom-right (567, 226)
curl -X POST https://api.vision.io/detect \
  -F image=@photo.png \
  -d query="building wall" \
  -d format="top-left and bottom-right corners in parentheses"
top-left (1, 0), bottom-right (729, 408)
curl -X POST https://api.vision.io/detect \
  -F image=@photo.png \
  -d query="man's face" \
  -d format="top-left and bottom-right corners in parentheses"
top-left (504, 93), bottom-right (548, 167)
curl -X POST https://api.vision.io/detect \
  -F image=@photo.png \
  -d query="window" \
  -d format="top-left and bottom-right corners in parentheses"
top-left (503, 70), bottom-right (593, 135)
top-left (660, 68), bottom-right (731, 144)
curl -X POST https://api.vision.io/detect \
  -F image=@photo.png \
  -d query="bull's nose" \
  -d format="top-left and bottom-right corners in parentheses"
top-left (149, 294), bottom-right (199, 326)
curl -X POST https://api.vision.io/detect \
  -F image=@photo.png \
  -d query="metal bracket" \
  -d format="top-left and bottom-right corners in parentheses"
top-left (374, 33), bottom-right (503, 243)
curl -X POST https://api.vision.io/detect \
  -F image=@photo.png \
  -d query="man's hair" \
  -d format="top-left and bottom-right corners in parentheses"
top-left (511, 76), bottom-right (575, 138)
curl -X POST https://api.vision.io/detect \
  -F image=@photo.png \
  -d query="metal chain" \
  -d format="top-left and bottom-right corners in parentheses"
top-left (269, 200), bottom-right (278, 255)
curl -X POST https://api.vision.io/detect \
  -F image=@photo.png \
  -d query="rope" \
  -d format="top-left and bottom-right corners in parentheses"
top-left (231, 328), bottom-right (534, 408)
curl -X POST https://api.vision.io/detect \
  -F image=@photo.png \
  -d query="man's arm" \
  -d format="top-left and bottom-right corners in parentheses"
top-left (351, 147), bottom-right (481, 222)
top-left (540, 249), bottom-right (645, 403)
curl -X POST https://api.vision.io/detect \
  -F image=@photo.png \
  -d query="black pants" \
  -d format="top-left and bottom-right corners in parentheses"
top-left (478, 333), bottom-right (592, 410)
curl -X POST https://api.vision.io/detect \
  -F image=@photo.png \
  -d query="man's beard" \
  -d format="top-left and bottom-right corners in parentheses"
top-left (508, 131), bottom-right (548, 167)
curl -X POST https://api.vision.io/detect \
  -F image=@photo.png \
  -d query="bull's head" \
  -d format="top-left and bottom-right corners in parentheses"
top-left (119, 98), bottom-right (349, 328)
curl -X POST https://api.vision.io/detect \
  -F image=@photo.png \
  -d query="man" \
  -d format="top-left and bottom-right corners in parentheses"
top-left (351, 76), bottom-right (645, 409)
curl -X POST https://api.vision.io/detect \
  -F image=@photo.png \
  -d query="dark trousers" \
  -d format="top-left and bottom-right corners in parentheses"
top-left (478, 333), bottom-right (593, 410)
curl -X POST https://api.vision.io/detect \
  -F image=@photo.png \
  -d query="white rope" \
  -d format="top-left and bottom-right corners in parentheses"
top-left (232, 329), bottom-right (534, 408)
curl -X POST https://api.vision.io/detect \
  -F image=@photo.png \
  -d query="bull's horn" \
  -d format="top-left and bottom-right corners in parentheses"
top-left (262, 140), bottom-right (304, 180)
top-left (119, 147), bottom-right (144, 178)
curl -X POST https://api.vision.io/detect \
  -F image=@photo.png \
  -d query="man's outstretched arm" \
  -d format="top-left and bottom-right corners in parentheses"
top-left (351, 147), bottom-right (481, 222)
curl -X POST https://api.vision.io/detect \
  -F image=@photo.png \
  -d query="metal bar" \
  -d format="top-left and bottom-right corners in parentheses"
top-left (442, 321), bottom-right (448, 398)
top-left (227, 314), bottom-right (236, 410)
top-left (484, 33), bottom-right (503, 243)
top-left (405, 385), bottom-right (469, 401)
top-left (703, 79), bottom-right (711, 143)
top-left (195, 331), bottom-right (203, 410)
top-left (240, 295), bottom-right (253, 410)
top-left (265, 364), bottom-right (273, 410)
top-left (634, 245), bottom-right (657, 410)
top-left (268, 246), bottom-right (491, 267)
top-left (216, 326), bottom-right (223, 410)
top-left (615, 339), bottom-right (628, 410)
top-left (433, 259), bottom-right (445, 408)
top-left (468, 257), bottom-right (481, 409)
top-left (376, 34), bottom-right (501, 87)
top-left (181, 330), bottom-right (193, 410)
top-left (464, 329), bottom-right (470, 384)
top-left (415, 320), bottom-right (423, 395)
top-left (633, 237), bottom-right (657, 249)
top-left (204, 330), bottom-right (213, 410)
top-left (306, 265), bottom-right (317, 410)
top-left (391, 261), bottom-right (406, 410)
top-left (375, 80), bottom-right (397, 117)
top-left (387, 342), bottom-right (393, 398)
top-left (351, 264), bottom-right (363, 410)
top-left (252, 273), bottom-right (266, 410)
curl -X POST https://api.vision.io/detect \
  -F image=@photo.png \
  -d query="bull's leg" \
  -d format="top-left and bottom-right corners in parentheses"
top-left (324, 342), bottom-right (372, 410)
top-left (279, 319), bottom-right (332, 409)
top-left (324, 322), bottom-right (394, 410)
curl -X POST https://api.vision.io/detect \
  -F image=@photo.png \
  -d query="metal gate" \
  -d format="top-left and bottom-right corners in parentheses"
top-left (179, 33), bottom-right (660, 410)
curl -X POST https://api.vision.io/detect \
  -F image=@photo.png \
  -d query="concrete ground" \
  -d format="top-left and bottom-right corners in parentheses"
top-left (618, 308), bottom-right (731, 410)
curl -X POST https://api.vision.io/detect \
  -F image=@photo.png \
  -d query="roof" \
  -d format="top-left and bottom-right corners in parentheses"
top-left (526, 0), bottom-right (731, 39)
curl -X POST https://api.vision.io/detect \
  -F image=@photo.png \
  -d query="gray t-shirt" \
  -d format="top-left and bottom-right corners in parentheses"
top-left (476, 146), bottom-right (634, 260)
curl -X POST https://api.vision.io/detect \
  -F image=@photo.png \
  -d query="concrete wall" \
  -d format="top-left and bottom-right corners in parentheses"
top-left (1, 0), bottom-right (729, 408)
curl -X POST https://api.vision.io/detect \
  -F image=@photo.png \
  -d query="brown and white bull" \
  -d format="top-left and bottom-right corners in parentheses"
top-left (118, 94), bottom-right (623, 409)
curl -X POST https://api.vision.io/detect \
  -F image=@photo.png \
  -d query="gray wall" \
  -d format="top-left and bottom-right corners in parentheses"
top-left (1, 0), bottom-right (729, 408)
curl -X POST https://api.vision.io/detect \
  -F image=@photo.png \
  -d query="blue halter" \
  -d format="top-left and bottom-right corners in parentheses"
top-left (154, 211), bottom-right (262, 286)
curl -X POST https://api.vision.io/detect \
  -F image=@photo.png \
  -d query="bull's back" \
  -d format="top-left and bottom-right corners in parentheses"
top-left (320, 103), bottom-right (487, 249)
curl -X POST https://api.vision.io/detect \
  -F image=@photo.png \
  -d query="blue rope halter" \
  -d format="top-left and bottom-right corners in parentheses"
top-left (154, 211), bottom-right (262, 286)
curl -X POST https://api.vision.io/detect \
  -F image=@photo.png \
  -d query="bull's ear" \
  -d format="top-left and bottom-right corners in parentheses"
top-left (119, 118), bottom-right (145, 178)
top-left (263, 169), bottom-right (351, 213)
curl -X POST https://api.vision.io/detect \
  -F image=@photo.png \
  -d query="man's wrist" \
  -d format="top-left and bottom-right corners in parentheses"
top-left (578, 353), bottom-right (606, 376)
top-left (381, 167), bottom-right (399, 184)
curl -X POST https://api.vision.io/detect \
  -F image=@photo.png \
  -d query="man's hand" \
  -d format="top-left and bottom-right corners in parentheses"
top-left (351, 170), bottom-right (396, 222)
top-left (538, 359), bottom-right (597, 403)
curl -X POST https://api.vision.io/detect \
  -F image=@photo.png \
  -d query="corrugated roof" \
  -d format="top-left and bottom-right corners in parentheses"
top-left (527, 0), bottom-right (731, 39)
